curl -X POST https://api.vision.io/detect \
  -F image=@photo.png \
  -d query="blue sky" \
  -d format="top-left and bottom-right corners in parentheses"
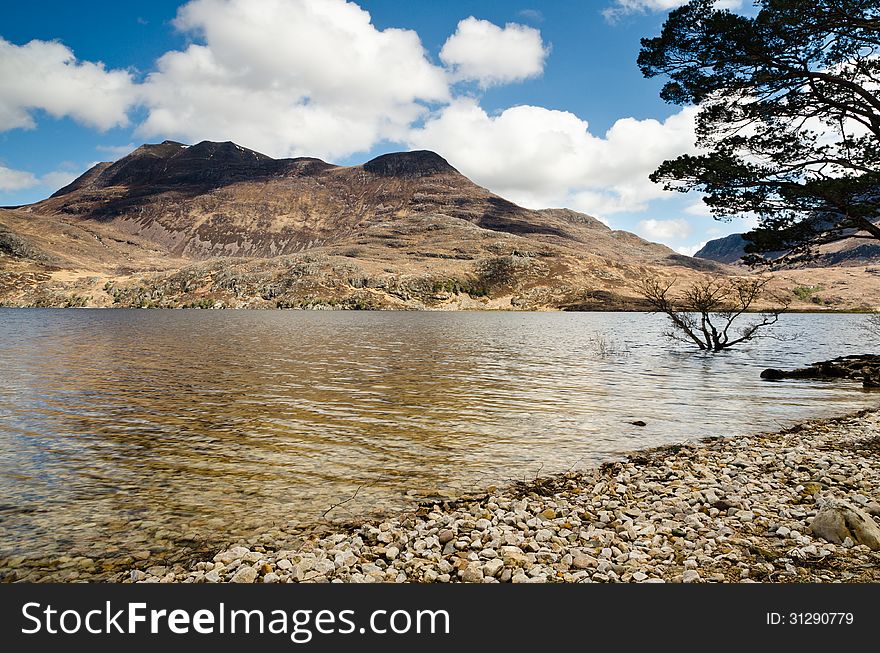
top-left (0, 0), bottom-right (753, 254)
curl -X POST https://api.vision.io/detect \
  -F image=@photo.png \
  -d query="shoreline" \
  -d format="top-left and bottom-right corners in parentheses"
top-left (126, 407), bottom-right (880, 584)
top-left (0, 305), bottom-right (876, 314)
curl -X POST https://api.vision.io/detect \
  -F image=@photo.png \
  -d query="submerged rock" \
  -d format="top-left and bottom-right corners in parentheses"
top-left (761, 354), bottom-right (880, 388)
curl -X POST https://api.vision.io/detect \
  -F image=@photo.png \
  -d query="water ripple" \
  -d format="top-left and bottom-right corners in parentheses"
top-left (0, 309), bottom-right (876, 568)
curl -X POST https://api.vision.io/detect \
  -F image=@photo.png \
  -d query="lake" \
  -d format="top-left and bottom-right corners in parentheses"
top-left (0, 309), bottom-right (877, 580)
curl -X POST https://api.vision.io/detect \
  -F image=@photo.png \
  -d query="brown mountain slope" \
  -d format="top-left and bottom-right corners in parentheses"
top-left (35, 141), bottom-right (678, 263)
top-left (2, 141), bottom-right (876, 310)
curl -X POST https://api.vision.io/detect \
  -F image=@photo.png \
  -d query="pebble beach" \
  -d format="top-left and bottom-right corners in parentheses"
top-left (129, 408), bottom-right (880, 584)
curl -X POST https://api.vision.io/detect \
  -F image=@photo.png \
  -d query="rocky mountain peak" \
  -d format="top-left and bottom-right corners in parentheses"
top-left (363, 151), bottom-right (457, 178)
top-left (62, 140), bottom-right (288, 192)
top-left (176, 140), bottom-right (274, 163)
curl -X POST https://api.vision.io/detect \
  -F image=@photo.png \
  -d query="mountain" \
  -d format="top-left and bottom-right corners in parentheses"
top-left (36, 140), bottom-right (661, 262)
top-left (696, 227), bottom-right (880, 268)
top-left (2, 140), bottom-right (878, 310)
top-left (694, 234), bottom-right (749, 265)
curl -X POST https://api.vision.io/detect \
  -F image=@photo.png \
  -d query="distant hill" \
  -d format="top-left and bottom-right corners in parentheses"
top-left (695, 226), bottom-right (880, 268)
top-left (694, 234), bottom-right (749, 265)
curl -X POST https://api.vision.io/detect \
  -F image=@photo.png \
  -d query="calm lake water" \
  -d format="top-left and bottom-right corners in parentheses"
top-left (0, 309), bottom-right (877, 578)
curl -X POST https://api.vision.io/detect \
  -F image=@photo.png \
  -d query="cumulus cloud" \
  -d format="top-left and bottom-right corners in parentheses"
top-left (39, 169), bottom-right (81, 191)
top-left (136, 0), bottom-right (449, 159)
top-left (440, 17), bottom-right (549, 87)
top-left (603, 1), bottom-right (743, 21)
top-left (96, 143), bottom-right (137, 159)
top-left (637, 217), bottom-right (693, 241)
top-left (678, 241), bottom-right (707, 257)
top-left (684, 199), bottom-right (713, 217)
top-left (1, 0), bottom-right (711, 229)
top-left (0, 164), bottom-right (85, 196)
top-left (407, 99), bottom-right (699, 219)
top-left (0, 38), bottom-right (135, 132)
top-left (0, 166), bottom-right (39, 192)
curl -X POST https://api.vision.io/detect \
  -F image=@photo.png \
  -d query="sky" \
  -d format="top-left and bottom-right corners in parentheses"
top-left (0, 0), bottom-right (757, 255)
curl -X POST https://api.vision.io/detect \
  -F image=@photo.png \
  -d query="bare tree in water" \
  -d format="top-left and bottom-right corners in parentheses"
top-left (639, 276), bottom-right (790, 352)
top-left (863, 313), bottom-right (880, 339)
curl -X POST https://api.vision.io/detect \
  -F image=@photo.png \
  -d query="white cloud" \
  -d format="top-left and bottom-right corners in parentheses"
top-left (678, 241), bottom-right (707, 257)
top-left (0, 1), bottom-right (710, 223)
top-left (637, 217), bottom-right (693, 241)
top-left (0, 164), bottom-right (87, 196)
top-left (517, 9), bottom-right (544, 23)
top-left (440, 17), bottom-right (548, 87)
top-left (0, 38), bottom-right (135, 132)
top-left (39, 170), bottom-right (80, 191)
top-left (96, 143), bottom-right (136, 159)
top-left (407, 99), bottom-right (699, 220)
top-left (0, 166), bottom-right (39, 192)
top-left (603, 0), bottom-right (743, 21)
top-left (136, 0), bottom-right (449, 159)
top-left (685, 199), bottom-right (713, 217)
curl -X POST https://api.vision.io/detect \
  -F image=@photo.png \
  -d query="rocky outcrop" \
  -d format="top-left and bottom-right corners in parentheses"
top-left (363, 150), bottom-right (456, 178)
top-left (0, 224), bottom-right (48, 262)
top-left (761, 355), bottom-right (880, 387)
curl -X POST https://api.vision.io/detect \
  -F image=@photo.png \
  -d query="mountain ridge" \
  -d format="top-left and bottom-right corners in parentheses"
top-left (3, 140), bottom-right (877, 311)
top-left (696, 227), bottom-right (880, 268)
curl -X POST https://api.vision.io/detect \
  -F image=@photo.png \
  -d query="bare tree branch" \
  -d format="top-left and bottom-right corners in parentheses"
top-left (638, 275), bottom-right (790, 352)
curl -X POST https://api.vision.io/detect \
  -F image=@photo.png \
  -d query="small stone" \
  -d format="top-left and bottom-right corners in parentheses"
top-left (535, 529), bottom-right (553, 542)
top-left (230, 566), bottom-right (258, 584)
top-left (263, 573), bottom-right (279, 584)
top-left (571, 551), bottom-right (597, 570)
top-left (461, 563), bottom-right (484, 583)
top-left (289, 565), bottom-right (305, 582)
top-left (385, 546), bottom-right (400, 560)
top-left (438, 530), bottom-right (455, 545)
top-left (313, 560), bottom-right (335, 576)
top-left (682, 570), bottom-right (701, 583)
top-left (483, 559), bottom-right (504, 578)
top-left (214, 546), bottom-right (250, 566)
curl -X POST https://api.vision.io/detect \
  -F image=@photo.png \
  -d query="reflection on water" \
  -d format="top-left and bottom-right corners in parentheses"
top-left (0, 309), bottom-right (876, 578)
